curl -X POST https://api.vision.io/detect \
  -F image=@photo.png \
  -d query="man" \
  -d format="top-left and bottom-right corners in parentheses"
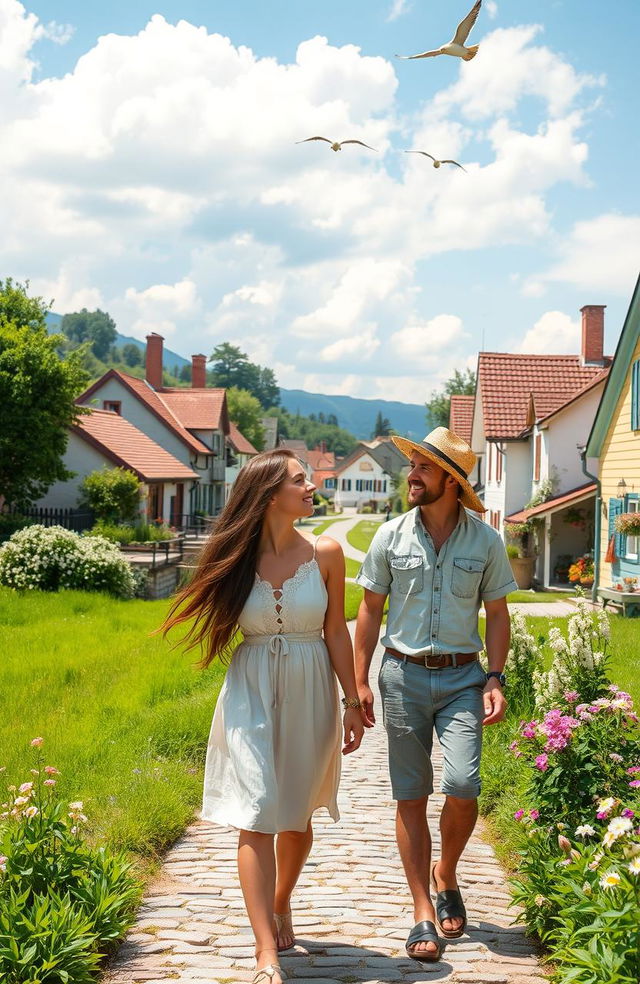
top-left (354, 427), bottom-right (517, 963)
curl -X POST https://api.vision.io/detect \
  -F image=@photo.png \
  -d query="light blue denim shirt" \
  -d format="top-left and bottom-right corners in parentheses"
top-left (356, 507), bottom-right (517, 657)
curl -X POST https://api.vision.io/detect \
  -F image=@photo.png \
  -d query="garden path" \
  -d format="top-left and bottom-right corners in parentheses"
top-left (104, 631), bottom-right (548, 984)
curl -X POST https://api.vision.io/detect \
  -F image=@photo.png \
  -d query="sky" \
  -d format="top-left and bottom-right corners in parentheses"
top-left (2, 0), bottom-right (640, 404)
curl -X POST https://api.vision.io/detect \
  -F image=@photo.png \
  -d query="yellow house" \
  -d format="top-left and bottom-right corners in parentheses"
top-left (586, 274), bottom-right (640, 602)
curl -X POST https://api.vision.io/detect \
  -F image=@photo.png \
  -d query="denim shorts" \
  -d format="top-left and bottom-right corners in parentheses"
top-left (378, 653), bottom-right (485, 800)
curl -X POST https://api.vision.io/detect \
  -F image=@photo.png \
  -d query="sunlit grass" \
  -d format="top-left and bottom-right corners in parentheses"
top-left (346, 519), bottom-right (383, 554)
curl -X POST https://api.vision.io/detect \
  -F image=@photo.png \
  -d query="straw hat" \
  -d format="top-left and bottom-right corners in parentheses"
top-left (392, 426), bottom-right (485, 513)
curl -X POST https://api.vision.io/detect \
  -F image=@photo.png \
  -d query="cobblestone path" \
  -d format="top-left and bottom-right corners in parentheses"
top-left (105, 639), bottom-right (547, 984)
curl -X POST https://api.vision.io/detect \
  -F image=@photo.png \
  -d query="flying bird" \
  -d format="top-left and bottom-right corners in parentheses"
top-left (405, 151), bottom-right (467, 172)
top-left (296, 137), bottom-right (378, 152)
top-left (396, 0), bottom-right (482, 61)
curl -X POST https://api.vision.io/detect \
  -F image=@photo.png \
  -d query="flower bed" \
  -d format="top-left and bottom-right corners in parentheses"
top-left (485, 601), bottom-right (640, 984)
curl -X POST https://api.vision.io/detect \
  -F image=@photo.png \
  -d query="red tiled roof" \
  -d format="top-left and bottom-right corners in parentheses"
top-left (307, 449), bottom-right (336, 470)
top-left (73, 410), bottom-right (199, 481)
top-left (537, 369), bottom-right (610, 425)
top-left (449, 395), bottom-right (474, 444)
top-left (506, 482), bottom-right (597, 523)
top-left (478, 353), bottom-right (612, 439)
top-left (77, 371), bottom-right (210, 456)
top-left (313, 469), bottom-right (337, 485)
top-left (160, 388), bottom-right (228, 433)
top-left (228, 421), bottom-right (258, 455)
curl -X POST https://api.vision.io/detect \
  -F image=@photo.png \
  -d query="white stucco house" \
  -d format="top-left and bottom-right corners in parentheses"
top-left (333, 439), bottom-right (407, 510)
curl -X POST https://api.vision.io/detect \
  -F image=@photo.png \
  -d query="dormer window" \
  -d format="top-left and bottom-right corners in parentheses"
top-left (103, 400), bottom-right (121, 414)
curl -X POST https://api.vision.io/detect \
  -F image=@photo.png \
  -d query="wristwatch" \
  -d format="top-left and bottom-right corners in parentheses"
top-left (486, 671), bottom-right (506, 687)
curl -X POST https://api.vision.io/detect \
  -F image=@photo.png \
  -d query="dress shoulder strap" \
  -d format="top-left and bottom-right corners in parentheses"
top-left (312, 535), bottom-right (319, 559)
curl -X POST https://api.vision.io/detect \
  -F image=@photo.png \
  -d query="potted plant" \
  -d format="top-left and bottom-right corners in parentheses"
top-left (623, 576), bottom-right (638, 592)
top-left (568, 554), bottom-right (594, 588)
top-left (504, 520), bottom-right (536, 589)
top-left (615, 513), bottom-right (640, 536)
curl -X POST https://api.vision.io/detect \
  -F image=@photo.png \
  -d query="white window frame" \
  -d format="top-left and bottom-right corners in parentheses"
top-left (625, 498), bottom-right (638, 561)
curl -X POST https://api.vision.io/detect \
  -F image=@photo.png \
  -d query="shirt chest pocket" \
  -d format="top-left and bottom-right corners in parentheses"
top-left (451, 557), bottom-right (484, 598)
top-left (391, 555), bottom-right (424, 595)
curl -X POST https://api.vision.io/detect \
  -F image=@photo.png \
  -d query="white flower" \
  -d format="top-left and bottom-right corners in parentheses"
top-left (13, 796), bottom-right (29, 807)
top-left (599, 870), bottom-right (621, 889)
top-left (575, 824), bottom-right (596, 838)
top-left (23, 806), bottom-right (39, 819)
top-left (597, 797), bottom-right (616, 813)
top-left (628, 857), bottom-right (640, 876)
top-left (607, 817), bottom-right (633, 839)
top-left (68, 801), bottom-right (83, 811)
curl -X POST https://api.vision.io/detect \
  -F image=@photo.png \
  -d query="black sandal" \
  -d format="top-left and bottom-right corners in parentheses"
top-left (431, 862), bottom-right (467, 939)
top-left (405, 920), bottom-right (442, 963)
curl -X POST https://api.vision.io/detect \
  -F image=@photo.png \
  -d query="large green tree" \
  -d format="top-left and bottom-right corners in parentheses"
top-left (426, 368), bottom-right (476, 429)
top-left (265, 407), bottom-right (357, 457)
top-left (226, 387), bottom-right (265, 452)
top-left (371, 411), bottom-right (392, 438)
top-left (60, 308), bottom-right (117, 360)
top-left (208, 342), bottom-right (280, 409)
top-left (0, 280), bottom-right (89, 511)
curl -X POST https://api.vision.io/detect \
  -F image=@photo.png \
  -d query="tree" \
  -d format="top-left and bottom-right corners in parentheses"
top-left (122, 343), bottom-right (142, 368)
top-left (179, 364), bottom-right (192, 384)
top-left (426, 368), bottom-right (476, 428)
top-left (79, 467), bottom-right (141, 523)
top-left (208, 342), bottom-right (280, 409)
top-left (226, 387), bottom-right (265, 452)
top-left (60, 308), bottom-right (117, 360)
top-left (0, 279), bottom-right (88, 511)
top-left (372, 411), bottom-right (392, 438)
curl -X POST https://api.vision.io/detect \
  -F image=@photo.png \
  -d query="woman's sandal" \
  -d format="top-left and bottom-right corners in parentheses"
top-left (431, 862), bottom-right (467, 939)
top-left (252, 965), bottom-right (287, 984)
top-left (273, 911), bottom-right (295, 951)
top-left (405, 920), bottom-right (442, 963)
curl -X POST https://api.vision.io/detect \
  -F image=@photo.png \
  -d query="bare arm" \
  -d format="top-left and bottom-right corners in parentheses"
top-left (482, 596), bottom-right (510, 726)
top-left (354, 588), bottom-right (387, 727)
top-left (319, 537), bottom-right (364, 754)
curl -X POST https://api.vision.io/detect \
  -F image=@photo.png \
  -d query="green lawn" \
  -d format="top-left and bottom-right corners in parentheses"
top-left (345, 556), bottom-right (361, 579)
top-left (504, 590), bottom-right (573, 603)
top-left (344, 582), bottom-right (364, 621)
top-left (0, 587), bottom-right (224, 867)
top-left (311, 516), bottom-right (350, 535)
top-left (346, 518), bottom-right (383, 553)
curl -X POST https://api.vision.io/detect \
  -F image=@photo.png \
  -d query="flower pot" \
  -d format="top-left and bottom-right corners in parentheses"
top-left (509, 556), bottom-right (535, 590)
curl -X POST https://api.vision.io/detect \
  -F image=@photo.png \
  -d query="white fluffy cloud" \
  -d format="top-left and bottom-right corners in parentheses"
top-left (514, 311), bottom-right (580, 354)
top-left (0, 1), bottom-right (615, 398)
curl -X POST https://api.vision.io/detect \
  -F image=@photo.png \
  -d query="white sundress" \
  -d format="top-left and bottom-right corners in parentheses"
top-left (202, 551), bottom-right (342, 833)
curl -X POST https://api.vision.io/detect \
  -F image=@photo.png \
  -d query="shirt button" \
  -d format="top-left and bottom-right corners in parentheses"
top-left (434, 585), bottom-right (440, 591)
top-left (433, 609), bottom-right (439, 614)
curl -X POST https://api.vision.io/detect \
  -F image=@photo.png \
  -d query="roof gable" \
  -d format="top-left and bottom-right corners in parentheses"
top-left (160, 388), bottom-right (229, 435)
top-left (228, 421), bottom-right (258, 455)
top-left (586, 275), bottom-right (640, 457)
top-left (449, 395), bottom-right (474, 444)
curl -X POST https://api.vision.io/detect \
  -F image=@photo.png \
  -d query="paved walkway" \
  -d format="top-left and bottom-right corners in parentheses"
top-left (104, 634), bottom-right (547, 984)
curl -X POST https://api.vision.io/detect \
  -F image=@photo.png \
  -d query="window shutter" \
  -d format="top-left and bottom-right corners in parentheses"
top-left (632, 360), bottom-right (640, 431)
top-left (534, 435), bottom-right (541, 482)
top-left (609, 498), bottom-right (624, 559)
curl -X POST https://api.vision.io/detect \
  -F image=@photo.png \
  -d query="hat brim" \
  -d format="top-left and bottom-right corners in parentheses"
top-left (392, 436), bottom-right (486, 514)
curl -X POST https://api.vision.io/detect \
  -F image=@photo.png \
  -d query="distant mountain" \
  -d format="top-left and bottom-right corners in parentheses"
top-left (279, 388), bottom-right (428, 441)
top-left (46, 312), bottom-right (427, 439)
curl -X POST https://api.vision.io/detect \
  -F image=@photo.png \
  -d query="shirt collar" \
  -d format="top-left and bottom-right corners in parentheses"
top-left (413, 503), bottom-right (468, 532)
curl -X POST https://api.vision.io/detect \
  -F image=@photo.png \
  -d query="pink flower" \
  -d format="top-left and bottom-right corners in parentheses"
top-left (44, 766), bottom-right (59, 776)
top-left (44, 779), bottom-right (56, 787)
top-left (609, 753), bottom-right (624, 763)
top-left (596, 810), bottom-right (608, 819)
top-left (622, 809), bottom-right (635, 819)
top-left (530, 809), bottom-right (540, 820)
top-left (514, 809), bottom-right (525, 820)
top-left (520, 721), bottom-right (538, 739)
top-left (30, 737), bottom-right (44, 747)
top-left (564, 691), bottom-right (579, 703)
top-left (535, 754), bottom-right (549, 772)
top-left (629, 780), bottom-right (640, 789)
top-left (509, 741), bottom-right (522, 758)
top-left (627, 766), bottom-right (640, 775)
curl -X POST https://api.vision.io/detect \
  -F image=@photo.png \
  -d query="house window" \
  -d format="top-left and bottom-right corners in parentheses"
top-left (534, 434), bottom-right (541, 482)
top-left (341, 478), bottom-right (351, 491)
top-left (625, 497), bottom-right (639, 561)
top-left (487, 443), bottom-right (493, 483)
top-left (324, 478), bottom-right (336, 490)
top-left (496, 444), bottom-right (503, 483)
top-left (632, 359), bottom-right (640, 430)
top-left (103, 400), bottom-right (121, 414)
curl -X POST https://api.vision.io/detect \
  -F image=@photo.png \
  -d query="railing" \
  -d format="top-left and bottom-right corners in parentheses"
top-left (6, 507), bottom-right (94, 532)
top-left (122, 534), bottom-right (185, 571)
top-left (169, 513), bottom-right (217, 537)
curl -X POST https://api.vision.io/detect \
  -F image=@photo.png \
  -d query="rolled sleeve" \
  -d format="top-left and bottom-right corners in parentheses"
top-left (481, 534), bottom-right (518, 601)
top-left (355, 524), bottom-right (392, 595)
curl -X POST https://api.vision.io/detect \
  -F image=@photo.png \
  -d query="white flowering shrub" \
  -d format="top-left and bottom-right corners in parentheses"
top-left (0, 524), bottom-right (135, 598)
top-left (533, 596), bottom-right (611, 711)
top-left (506, 612), bottom-right (544, 714)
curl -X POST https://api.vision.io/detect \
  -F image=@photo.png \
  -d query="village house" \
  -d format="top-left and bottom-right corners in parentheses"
top-left (225, 421), bottom-right (259, 498)
top-left (333, 438), bottom-right (406, 510)
top-left (586, 276), bottom-right (640, 609)
top-left (76, 334), bottom-right (230, 523)
top-left (470, 305), bottom-right (612, 588)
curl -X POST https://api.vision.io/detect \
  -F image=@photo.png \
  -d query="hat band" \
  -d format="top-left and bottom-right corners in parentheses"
top-left (421, 441), bottom-right (468, 481)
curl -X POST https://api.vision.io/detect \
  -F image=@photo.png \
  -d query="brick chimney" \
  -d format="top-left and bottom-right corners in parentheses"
top-left (145, 333), bottom-right (164, 390)
top-left (192, 354), bottom-right (207, 388)
top-left (580, 305), bottom-right (605, 366)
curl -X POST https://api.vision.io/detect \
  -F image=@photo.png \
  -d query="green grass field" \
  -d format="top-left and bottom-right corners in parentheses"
top-left (346, 519), bottom-right (383, 553)
top-left (0, 587), bottom-right (224, 867)
top-left (311, 516), bottom-right (350, 535)
top-left (344, 556), bottom-right (361, 579)
top-left (505, 590), bottom-right (573, 603)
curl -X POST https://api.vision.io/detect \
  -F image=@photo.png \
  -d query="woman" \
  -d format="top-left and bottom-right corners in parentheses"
top-left (162, 449), bottom-right (364, 984)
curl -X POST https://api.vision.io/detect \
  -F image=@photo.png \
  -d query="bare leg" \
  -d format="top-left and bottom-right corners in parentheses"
top-left (396, 798), bottom-right (438, 956)
top-left (273, 822), bottom-right (313, 949)
top-left (433, 795), bottom-right (478, 933)
top-left (238, 830), bottom-right (282, 984)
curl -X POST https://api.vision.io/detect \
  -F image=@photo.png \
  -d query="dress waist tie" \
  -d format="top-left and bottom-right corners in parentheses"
top-left (241, 631), bottom-right (323, 707)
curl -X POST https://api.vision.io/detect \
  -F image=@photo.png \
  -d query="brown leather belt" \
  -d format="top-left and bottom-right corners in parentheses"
top-left (385, 647), bottom-right (478, 669)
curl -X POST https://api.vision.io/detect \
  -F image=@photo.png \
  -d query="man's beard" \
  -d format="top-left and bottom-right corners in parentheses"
top-left (408, 472), bottom-right (447, 506)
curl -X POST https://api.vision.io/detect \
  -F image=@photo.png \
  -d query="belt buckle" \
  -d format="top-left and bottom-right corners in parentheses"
top-left (424, 653), bottom-right (446, 670)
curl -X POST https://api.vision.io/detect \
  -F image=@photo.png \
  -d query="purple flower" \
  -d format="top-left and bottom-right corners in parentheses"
top-left (535, 754), bottom-right (549, 772)
top-left (596, 810), bottom-right (608, 819)
top-left (564, 691), bottom-right (579, 703)
top-left (627, 766), bottom-right (640, 775)
top-left (629, 780), bottom-right (640, 789)
top-left (622, 809), bottom-right (635, 819)
top-left (514, 809), bottom-right (525, 820)
top-left (530, 809), bottom-right (540, 820)
top-left (520, 721), bottom-right (538, 739)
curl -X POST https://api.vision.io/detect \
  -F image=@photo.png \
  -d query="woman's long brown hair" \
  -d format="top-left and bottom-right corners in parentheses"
top-left (161, 448), bottom-right (296, 667)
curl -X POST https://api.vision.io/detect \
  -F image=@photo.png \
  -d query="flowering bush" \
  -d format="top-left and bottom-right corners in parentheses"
top-left (0, 525), bottom-right (135, 597)
top-left (0, 738), bottom-right (140, 982)
top-left (504, 612), bottom-right (544, 714)
top-left (533, 597), bottom-right (610, 708)
top-left (614, 512), bottom-right (640, 536)
top-left (568, 555), bottom-right (594, 584)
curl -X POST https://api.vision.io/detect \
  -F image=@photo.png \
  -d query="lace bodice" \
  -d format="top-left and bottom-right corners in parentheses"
top-left (239, 558), bottom-right (328, 637)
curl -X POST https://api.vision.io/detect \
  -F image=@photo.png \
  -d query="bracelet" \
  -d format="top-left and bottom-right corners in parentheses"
top-left (342, 696), bottom-right (363, 709)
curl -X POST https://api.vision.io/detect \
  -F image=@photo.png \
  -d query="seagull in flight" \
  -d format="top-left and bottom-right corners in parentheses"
top-left (296, 137), bottom-right (378, 152)
top-left (396, 0), bottom-right (482, 62)
top-left (405, 151), bottom-right (467, 172)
